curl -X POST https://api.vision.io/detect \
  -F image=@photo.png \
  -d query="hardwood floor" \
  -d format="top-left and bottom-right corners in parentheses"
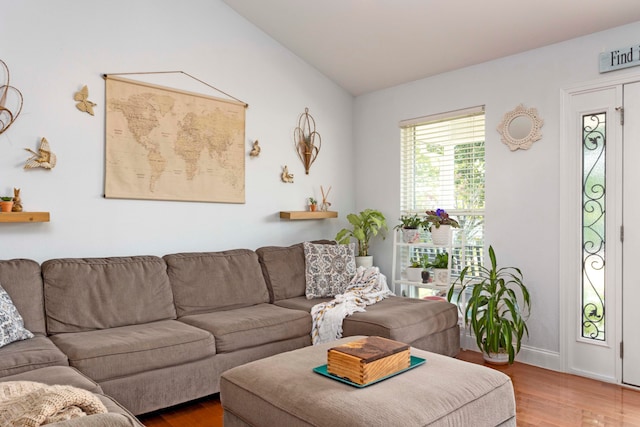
top-left (138, 350), bottom-right (640, 426)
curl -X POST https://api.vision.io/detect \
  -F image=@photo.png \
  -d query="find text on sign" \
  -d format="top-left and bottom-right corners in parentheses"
top-left (599, 44), bottom-right (640, 73)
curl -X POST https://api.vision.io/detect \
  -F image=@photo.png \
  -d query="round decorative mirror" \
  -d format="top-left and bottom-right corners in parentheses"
top-left (497, 104), bottom-right (543, 151)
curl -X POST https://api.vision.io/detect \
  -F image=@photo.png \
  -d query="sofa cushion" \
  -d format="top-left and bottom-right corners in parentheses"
top-left (49, 320), bottom-right (215, 382)
top-left (256, 240), bottom-right (335, 302)
top-left (0, 284), bottom-right (34, 347)
top-left (0, 259), bottom-right (46, 335)
top-left (342, 296), bottom-right (459, 344)
top-left (303, 242), bottom-right (356, 299)
top-left (42, 256), bottom-right (176, 334)
top-left (164, 250), bottom-right (269, 317)
top-left (179, 303), bottom-right (311, 353)
top-left (0, 336), bottom-right (68, 378)
top-left (0, 366), bottom-right (101, 393)
top-left (276, 295), bottom-right (459, 345)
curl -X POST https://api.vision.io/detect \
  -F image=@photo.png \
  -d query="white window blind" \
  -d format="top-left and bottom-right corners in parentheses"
top-left (399, 106), bottom-right (486, 274)
top-left (399, 106), bottom-right (485, 213)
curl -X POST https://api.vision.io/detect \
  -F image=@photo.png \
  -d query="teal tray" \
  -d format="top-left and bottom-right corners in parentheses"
top-left (313, 355), bottom-right (426, 388)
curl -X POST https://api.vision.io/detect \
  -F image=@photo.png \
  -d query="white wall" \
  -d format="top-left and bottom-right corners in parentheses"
top-left (0, 0), bottom-right (355, 262)
top-left (354, 21), bottom-right (640, 367)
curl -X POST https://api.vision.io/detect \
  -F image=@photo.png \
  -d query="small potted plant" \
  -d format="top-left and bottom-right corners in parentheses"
top-left (308, 197), bottom-right (317, 212)
top-left (423, 251), bottom-right (449, 287)
top-left (335, 208), bottom-right (388, 268)
top-left (425, 209), bottom-right (460, 245)
top-left (394, 213), bottom-right (424, 243)
top-left (405, 256), bottom-right (424, 282)
top-left (0, 196), bottom-right (14, 213)
top-left (447, 245), bottom-right (531, 365)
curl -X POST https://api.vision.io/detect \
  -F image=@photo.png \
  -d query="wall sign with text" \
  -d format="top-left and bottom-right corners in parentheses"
top-left (599, 44), bottom-right (640, 73)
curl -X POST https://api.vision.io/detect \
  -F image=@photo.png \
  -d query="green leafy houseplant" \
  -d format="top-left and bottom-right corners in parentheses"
top-left (335, 209), bottom-right (388, 257)
top-left (0, 197), bottom-right (13, 201)
top-left (393, 213), bottom-right (424, 230)
top-left (423, 251), bottom-right (448, 269)
top-left (447, 246), bottom-right (531, 364)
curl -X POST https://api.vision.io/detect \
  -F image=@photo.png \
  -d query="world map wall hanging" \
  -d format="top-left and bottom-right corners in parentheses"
top-left (104, 75), bottom-right (246, 203)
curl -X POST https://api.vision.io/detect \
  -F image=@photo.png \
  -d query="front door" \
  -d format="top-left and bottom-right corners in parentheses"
top-left (622, 80), bottom-right (640, 386)
top-left (565, 85), bottom-right (622, 383)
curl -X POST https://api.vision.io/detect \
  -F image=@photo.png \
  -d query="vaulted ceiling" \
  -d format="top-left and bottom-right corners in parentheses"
top-left (223, 0), bottom-right (640, 95)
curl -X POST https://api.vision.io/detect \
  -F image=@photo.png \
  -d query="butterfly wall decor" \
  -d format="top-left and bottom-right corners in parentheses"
top-left (24, 137), bottom-right (57, 170)
top-left (74, 85), bottom-right (96, 115)
top-left (0, 59), bottom-right (24, 136)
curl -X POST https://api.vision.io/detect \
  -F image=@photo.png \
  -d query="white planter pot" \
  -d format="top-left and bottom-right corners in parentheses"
top-left (433, 268), bottom-right (449, 287)
top-left (405, 267), bottom-right (423, 282)
top-left (355, 256), bottom-right (373, 268)
top-left (430, 225), bottom-right (451, 246)
top-left (483, 351), bottom-right (510, 365)
top-left (401, 228), bottom-right (421, 243)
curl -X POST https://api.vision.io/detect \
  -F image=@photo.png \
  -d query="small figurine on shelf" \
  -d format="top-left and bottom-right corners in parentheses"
top-left (320, 185), bottom-right (332, 212)
top-left (11, 188), bottom-right (22, 212)
top-left (308, 197), bottom-right (317, 212)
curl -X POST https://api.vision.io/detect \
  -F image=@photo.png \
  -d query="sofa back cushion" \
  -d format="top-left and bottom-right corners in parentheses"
top-left (42, 256), bottom-right (176, 334)
top-left (164, 249), bottom-right (269, 317)
top-left (0, 259), bottom-right (46, 336)
top-left (256, 240), bottom-right (334, 302)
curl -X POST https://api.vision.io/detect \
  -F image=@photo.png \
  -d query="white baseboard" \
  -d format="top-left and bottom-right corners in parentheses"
top-left (460, 332), bottom-right (562, 372)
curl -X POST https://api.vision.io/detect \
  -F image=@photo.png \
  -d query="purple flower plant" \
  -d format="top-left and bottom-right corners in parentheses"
top-left (425, 209), bottom-right (460, 229)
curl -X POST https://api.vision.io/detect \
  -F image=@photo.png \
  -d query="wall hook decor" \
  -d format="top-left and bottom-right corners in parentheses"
top-left (0, 60), bottom-right (24, 136)
top-left (293, 107), bottom-right (321, 174)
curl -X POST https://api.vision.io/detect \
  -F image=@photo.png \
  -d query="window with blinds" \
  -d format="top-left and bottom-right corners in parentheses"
top-left (399, 106), bottom-right (485, 274)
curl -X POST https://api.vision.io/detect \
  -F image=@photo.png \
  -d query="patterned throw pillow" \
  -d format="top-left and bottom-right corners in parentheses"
top-left (303, 242), bottom-right (356, 299)
top-left (0, 284), bottom-right (34, 348)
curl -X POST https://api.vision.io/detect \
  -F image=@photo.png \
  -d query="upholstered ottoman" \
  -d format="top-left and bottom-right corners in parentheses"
top-left (220, 336), bottom-right (516, 427)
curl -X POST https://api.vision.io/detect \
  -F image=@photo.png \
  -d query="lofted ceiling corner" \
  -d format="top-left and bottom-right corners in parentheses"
top-left (222, 0), bottom-right (640, 96)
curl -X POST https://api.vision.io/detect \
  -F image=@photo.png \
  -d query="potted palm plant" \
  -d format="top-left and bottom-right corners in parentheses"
top-left (394, 213), bottom-right (424, 243)
top-left (447, 245), bottom-right (531, 365)
top-left (335, 208), bottom-right (388, 267)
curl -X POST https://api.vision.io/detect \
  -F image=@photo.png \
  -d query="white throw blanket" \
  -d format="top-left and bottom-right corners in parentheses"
top-left (311, 266), bottom-right (392, 345)
top-left (0, 381), bottom-right (107, 427)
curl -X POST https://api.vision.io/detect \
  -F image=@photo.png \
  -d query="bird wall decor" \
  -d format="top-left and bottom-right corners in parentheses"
top-left (74, 85), bottom-right (97, 115)
top-left (24, 137), bottom-right (57, 170)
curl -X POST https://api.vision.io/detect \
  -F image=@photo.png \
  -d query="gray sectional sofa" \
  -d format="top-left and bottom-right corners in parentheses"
top-left (0, 241), bottom-right (459, 425)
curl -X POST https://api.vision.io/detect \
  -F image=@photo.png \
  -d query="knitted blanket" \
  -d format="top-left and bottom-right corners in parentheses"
top-left (0, 381), bottom-right (107, 427)
top-left (311, 266), bottom-right (392, 345)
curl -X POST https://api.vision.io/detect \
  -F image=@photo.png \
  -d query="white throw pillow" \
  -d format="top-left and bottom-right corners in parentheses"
top-left (303, 242), bottom-right (356, 299)
top-left (0, 284), bottom-right (34, 348)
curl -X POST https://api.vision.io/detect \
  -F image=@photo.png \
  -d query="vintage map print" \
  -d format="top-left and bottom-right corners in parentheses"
top-left (105, 76), bottom-right (245, 203)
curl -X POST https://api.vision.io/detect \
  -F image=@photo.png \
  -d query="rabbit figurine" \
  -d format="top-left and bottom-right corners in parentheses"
top-left (12, 188), bottom-right (23, 212)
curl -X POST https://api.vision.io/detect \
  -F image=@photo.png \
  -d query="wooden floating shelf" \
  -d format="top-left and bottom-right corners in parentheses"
top-left (0, 212), bottom-right (50, 223)
top-left (279, 211), bottom-right (338, 220)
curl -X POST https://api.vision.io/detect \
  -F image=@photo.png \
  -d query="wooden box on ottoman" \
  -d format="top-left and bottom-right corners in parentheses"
top-left (327, 336), bottom-right (410, 385)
